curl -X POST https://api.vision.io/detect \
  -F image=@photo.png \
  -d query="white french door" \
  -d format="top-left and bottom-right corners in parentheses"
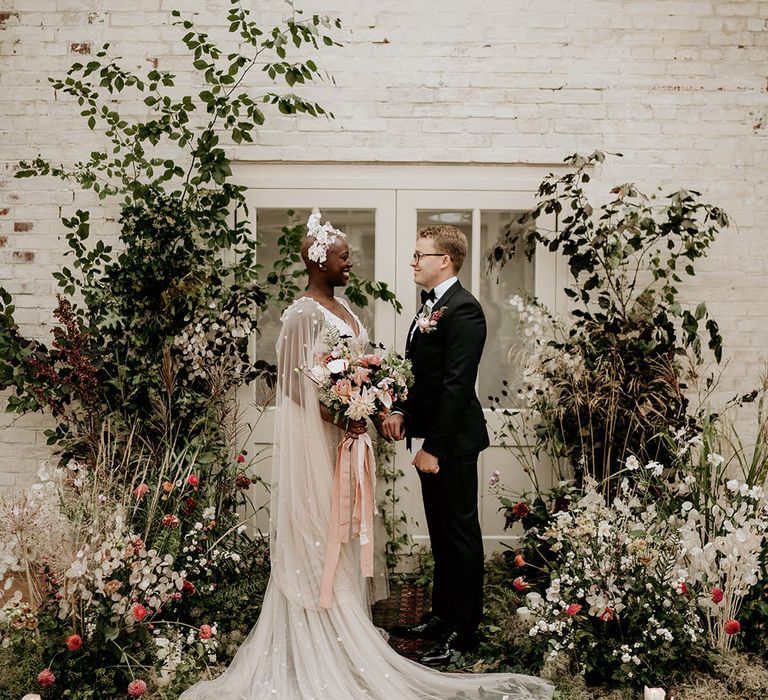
top-left (236, 164), bottom-right (564, 549)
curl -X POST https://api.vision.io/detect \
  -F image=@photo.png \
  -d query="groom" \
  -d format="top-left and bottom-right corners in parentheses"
top-left (382, 225), bottom-right (489, 666)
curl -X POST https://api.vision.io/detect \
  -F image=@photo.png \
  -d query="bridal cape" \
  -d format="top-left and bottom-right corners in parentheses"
top-left (180, 296), bottom-right (553, 700)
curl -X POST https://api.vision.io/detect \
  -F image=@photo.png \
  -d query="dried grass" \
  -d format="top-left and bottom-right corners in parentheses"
top-left (544, 651), bottom-right (768, 700)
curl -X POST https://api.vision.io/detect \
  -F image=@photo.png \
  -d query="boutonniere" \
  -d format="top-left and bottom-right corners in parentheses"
top-left (416, 305), bottom-right (447, 334)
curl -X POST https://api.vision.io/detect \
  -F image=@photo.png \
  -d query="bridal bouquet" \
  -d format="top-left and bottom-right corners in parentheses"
top-left (301, 327), bottom-right (413, 425)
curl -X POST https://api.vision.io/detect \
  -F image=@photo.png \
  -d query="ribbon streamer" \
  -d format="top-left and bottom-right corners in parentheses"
top-left (319, 432), bottom-right (377, 609)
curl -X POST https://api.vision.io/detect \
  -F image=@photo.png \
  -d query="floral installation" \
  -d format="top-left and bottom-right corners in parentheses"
top-left (300, 325), bottom-right (413, 425)
top-left (415, 305), bottom-right (448, 334)
top-left (306, 210), bottom-right (347, 265)
top-left (489, 436), bottom-right (768, 689)
top-left (173, 285), bottom-right (268, 390)
top-left (0, 439), bottom-right (267, 696)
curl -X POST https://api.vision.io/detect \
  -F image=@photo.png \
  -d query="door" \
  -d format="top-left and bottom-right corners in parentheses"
top-left (238, 169), bottom-right (561, 552)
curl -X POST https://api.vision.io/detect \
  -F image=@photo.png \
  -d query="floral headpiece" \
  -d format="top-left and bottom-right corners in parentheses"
top-left (306, 210), bottom-right (346, 265)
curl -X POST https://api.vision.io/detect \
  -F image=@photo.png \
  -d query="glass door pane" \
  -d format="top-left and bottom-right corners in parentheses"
top-left (478, 210), bottom-right (535, 407)
top-left (415, 210), bottom-right (473, 293)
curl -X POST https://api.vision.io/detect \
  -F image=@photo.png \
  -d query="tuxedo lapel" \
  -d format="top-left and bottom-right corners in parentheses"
top-left (434, 279), bottom-right (462, 308)
top-left (406, 280), bottom-right (463, 355)
top-left (405, 315), bottom-right (418, 355)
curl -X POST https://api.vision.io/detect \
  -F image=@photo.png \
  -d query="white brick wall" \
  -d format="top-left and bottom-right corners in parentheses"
top-left (2, 0), bottom-right (767, 489)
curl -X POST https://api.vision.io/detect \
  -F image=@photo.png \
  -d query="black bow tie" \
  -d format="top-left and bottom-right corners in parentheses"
top-left (420, 289), bottom-right (436, 305)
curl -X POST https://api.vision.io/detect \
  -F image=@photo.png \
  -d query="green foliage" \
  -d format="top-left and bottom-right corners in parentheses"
top-left (3, 1), bottom-right (398, 461)
top-left (488, 151), bottom-right (730, 482)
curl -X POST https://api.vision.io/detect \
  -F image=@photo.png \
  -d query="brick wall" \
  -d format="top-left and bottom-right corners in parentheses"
top-left (1, 0), bottom-right (767, 489)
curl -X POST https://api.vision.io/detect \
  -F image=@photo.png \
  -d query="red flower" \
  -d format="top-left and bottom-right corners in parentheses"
top-left (711, 587), bottom-right (724, 604)
top-left (566, 603), bottom-right (582, 617)
top-left (199, 623), bottom-right (213, 640)
top-left (133, 483), bottom-right (149, 499)
top-left (512, 501), bottom-right (530, 518)
top-left (598, 607), bottom-right (615, 621)
top-left (724, 619), bottom-right (741, 635)
top-left (127, 679), bottom-right (148, 697)
top-left (235, 473), bottom-right (252, 490)
top-left (512, 576), bottom-right (529, 592)
top-left (132, 603), bottom-right (148, 622)
top-left (514, 553), bottom-right (526, 567)
top-left (162, 481), bottom-right (173, 493)
top-left (187, 474), bottom-right (199, 488)
top-left (182, 497), bottom-right (197, 515)
top-left (676, 581), bottom-right (689, 595)
top-left (237, 454), bottom-right (246, 463)
top-left (65, 633), bottom-right (83, 651)
top-left (37, 669), bottom-right (56, 688)
top-left (162, 514), bottom-right (181, 528)
top-left (183, 579), bottom-right (197, 595)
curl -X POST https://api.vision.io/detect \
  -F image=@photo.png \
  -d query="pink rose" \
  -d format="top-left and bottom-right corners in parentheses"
top-left (237, 454), bottom-right (245, 463)
top-left (566, 603), bottom-right (582, 617)
top-left (334, 379), bottom-right (353, 398)
top-left (352, 366), bottom-right (371, 387)
top-left (724, 619), bottom-right (741, 635)
top-left (359, 354), bottom-right (382, 368)
top-left (66, 633), bottom-right (83, 651)
top-left (133, 483), bottom-right (149, 499)
top-left (711, 587), bottom-right (724, 604)
top-left (128, 679), bottom-right (148, 697)
top-left (187, 474), bottom-right (199, 488)
top-left (512, 576), bottom-right (529, 592)
top-left (132, 603), bottom-right (148, 622)
top-left (199, 623), bottom-right (213, 640)
top-left (37, 669), bottom-right (56, 688)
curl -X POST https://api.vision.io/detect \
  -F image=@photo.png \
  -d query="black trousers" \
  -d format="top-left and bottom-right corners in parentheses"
top-left (418, 453), bottom-right (484, 637)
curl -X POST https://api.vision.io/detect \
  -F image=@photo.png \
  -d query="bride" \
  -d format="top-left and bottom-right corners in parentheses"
top-left (180, 214), bottom-right (553, 699)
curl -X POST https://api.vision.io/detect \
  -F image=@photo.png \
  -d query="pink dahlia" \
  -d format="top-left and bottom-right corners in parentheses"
top-left (127, 679), bottom-right (148, 697)
top-left (65, 633), bottom-right (83, 651)
top-left (132, 603), bottom-right (148, 622)
top-left (37, 669), bottom-right (56, 687)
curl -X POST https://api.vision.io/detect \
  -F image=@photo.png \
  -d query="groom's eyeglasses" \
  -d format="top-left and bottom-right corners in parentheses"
top-left (412, 252), bottom-right (449, 263)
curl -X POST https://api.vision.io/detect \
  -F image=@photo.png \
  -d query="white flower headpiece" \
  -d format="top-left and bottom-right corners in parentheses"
top-left (306, 210), bottom-right (346, 265)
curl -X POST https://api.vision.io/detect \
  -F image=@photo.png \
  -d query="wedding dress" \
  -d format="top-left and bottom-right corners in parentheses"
top-left (180, 296), bottom-right (553, 700)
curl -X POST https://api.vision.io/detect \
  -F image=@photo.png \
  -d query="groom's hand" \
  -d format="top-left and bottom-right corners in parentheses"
top-left (381, 413), bottom-right (405, 440)
top-left (412, 449), bottom-right (440, 474)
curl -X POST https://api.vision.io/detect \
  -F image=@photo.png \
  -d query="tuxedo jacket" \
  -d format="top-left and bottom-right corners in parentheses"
top-left (398, 280), bottom-right (490, 462)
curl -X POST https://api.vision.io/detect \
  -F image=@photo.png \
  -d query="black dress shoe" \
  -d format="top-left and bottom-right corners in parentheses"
top-left (418, 630), bottom-right (478, 667)
top-left (389, 613), bottom-right (448, 640)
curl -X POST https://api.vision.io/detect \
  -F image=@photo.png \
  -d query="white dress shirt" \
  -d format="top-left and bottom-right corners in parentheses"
top-left (408, 275), bottom-right (458, 343)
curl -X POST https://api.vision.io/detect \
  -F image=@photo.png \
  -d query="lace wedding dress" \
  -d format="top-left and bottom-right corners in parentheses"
top-left (180, 296), bottom-right (553, 700)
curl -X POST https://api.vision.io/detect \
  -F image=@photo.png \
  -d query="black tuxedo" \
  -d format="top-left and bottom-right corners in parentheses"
top-left (398, 280), bottom-right (489, 637)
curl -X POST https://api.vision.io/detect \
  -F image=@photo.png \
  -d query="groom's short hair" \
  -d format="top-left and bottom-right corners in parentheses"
top-left (418, 225), bottom-right (467, 272)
